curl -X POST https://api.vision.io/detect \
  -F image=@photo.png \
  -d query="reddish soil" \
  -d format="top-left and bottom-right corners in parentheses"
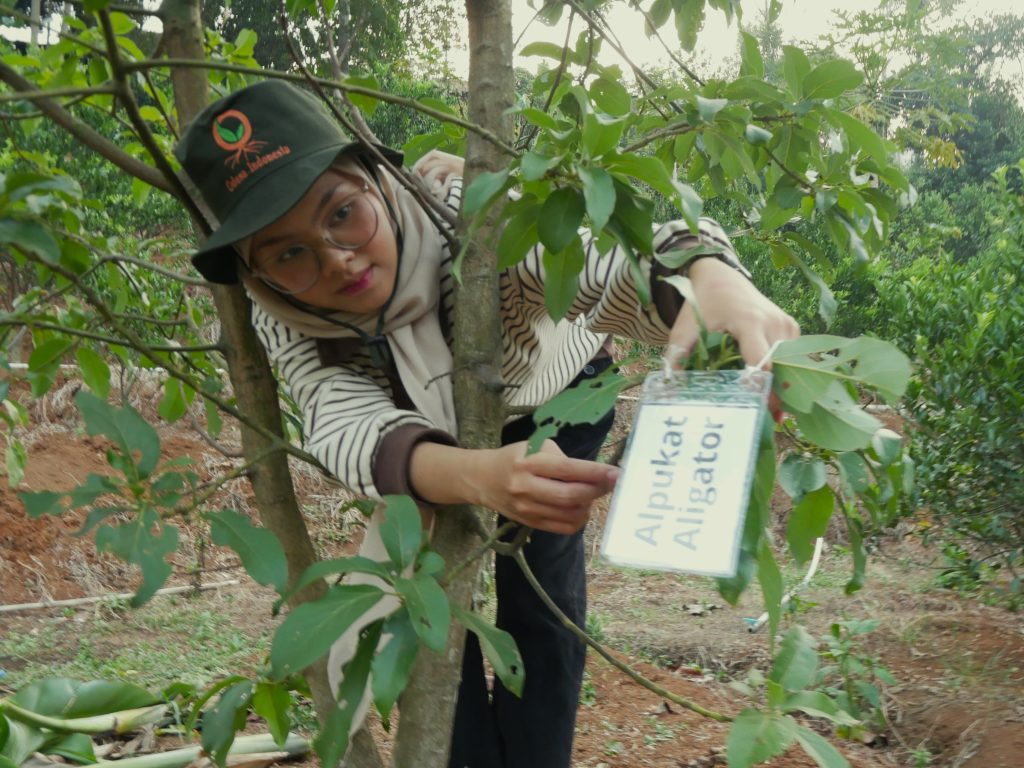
top-left (2, 412), bottom-right (1022, 767)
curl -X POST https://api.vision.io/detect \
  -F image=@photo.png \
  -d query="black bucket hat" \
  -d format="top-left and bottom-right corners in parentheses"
top-left (174, 80), bottom-right (401, 284)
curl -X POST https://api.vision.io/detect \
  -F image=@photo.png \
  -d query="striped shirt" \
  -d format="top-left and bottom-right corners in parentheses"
top-left (251, 177), bottom-right (747, 499)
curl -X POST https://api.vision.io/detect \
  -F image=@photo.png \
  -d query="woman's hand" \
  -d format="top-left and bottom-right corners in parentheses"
top-left (668, 257), bottom-right (800, 419)
top-left (411, 150), bottom-right (464, 190)
top-left (410, 440), bottom-right (618, 534)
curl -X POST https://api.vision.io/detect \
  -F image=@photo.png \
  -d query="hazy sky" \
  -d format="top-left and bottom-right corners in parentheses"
top-left (494, 0), bottom-right (1024, 80)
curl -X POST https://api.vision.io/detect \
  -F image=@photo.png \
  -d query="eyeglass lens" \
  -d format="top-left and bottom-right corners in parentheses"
top-left (260, 190), bottom-right (379, 294)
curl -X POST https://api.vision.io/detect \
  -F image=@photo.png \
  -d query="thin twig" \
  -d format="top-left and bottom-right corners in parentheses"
top-left (512, 548), bottom-right (731, 722)
top-left (276, 8), bottom-right (463, 255)
top-left (0, 320), bottom-right (220, 354)
top-left (97, 10), bottom-right (208, 232)
top-left (18, 247), bottom-right (323, 472)
top-left (439, 520), bottom-right (519, 588)
top-left (120, 58), bottom-right (518, 158)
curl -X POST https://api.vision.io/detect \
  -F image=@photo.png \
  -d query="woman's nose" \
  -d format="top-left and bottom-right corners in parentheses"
top-left (317, 242), bottom-right (356, 274)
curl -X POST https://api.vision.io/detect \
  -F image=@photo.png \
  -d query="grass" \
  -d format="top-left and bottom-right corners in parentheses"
top-left (0, 591), bottom-right (272, 692)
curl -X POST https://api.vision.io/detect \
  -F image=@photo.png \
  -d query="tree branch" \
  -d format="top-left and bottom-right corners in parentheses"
top-left (0, 63), bottom-right (172, 192)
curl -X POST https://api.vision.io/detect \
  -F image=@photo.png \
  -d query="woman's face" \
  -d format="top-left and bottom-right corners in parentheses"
top-left (247, 168), bottom-right (399, 314)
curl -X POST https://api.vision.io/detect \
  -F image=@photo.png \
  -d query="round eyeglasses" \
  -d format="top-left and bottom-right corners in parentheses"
top-left (249, 183), bottom-right (380, 295)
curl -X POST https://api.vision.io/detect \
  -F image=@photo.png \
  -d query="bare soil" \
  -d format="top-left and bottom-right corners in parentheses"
top-left (1, 404), bottom-right (1022, 767)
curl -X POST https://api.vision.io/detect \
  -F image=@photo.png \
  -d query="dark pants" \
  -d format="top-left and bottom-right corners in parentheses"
top-left (448, 358), bottom-right (616, 768)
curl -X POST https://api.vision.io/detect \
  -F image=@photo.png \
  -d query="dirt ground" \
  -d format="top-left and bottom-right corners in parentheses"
top-left (1, 396), bottom-right (1022, 767)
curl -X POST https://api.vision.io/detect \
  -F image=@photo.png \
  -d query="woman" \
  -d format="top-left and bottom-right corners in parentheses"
top-left (175, 79), bottom-right (798, 767)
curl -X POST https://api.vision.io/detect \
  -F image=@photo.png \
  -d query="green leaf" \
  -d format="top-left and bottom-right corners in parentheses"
top-left (794, 384), bottom-right (881, 452)
top-left (726, 709), bottom-right (796, 767)
top-left (527, 368), bottom-right (635, 454)
top-left (538, 188), bottom-right (585, 253)
top-left (315, 621), bottom-right (381, 768)
top-left (837, 452), bottom-right (871, 495)
top-left (252, 682), bottom-right (291, 747)
top-left (745, 124), bottom-right (773, 146)
top-left (837, 337), bottom-right (911, 403)
top-left (674, 0), bottom-right (705, 52)
top-left (770, 625), bottom-right (818, 691)
top-left (75, 347), bottom-right (110, 398)
top-left (95, 511), bottom-right (178, 606)
top-left (12, 678), bottom-right (160, 716)
top-left (270, 584), bottom-right (385, 678)
top-left (696, 96), bottom-right (729, 124)
top-left (778, 454), bottom-right (827, 499)
top-left (542, 239), bottom-right (584, 321)
top-left (5, 440), bottom-right (26, 488)
top-left (0, 718), bottom-right (47, 766)
top-left (158, 378), bottom-right (188, 423)
top-left (345, 74), bottom-right (380, 117)
top-left (589, 77), bottom-right (631, 116)
top-left (520, 41), bottom-right (567, 60)
top-left (782, 46), bottom-right (811, 98)
top-left (787, 485), bottom-right (835, 565)
top-left (740, 32), bottom-right (765, 78)
top-left (520, 151), bottom-right (560, 181)
top-left (416, 550), bottom-right (445, 576)
top-left (46, 732), bottom-right (96, 764)
top-left (16, 490), bottom-right (63, 518)
top-left (28, 338), bottom-right (71, 376)
top-left (0, 219), bottom-right (60, 263)
top-left (756, 539), bottom-right (783, 640)
top-left (578, 166), bottom-right (616, 231)
top-left (827, 110), bottom-right (890, 162)
top-left (870, 428), bottom-right (902, 467)
top-left (844, 513), bottom-right (867, 595)
top-left (379, 495), bottom-right (424, 573)
top-left (276, 555), bottom-right (394, 609)
top-left (794, 724), bottom-right (850, 768)
top-left (772, 335), bottom-right (909, 414)
top-left (201, 680), bottom-right (252, 767)
top-left (208, 510), bottom-right (288, 592)
top-left (802, 59), bottom-right (864, 100)
top-left (496, 205), bottom-right (540, 270)
top-left (75, 390), bottom-right (161, 478)
top-left (371, 610), bottom-right (419, 727)
top-left (455, 606), bottom-right (525, 697)
top-left (463, 170), bottom-right (509, 215)
top-left (783, 691), bottom-right (859, 726)
top-left (768, 242), bottom-right (836, 325)
top-left (394, 574), bottom-right (450, 653)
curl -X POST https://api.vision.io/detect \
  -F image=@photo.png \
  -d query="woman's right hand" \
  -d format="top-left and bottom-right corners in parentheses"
top-left (467, 440), bottom-right (619, 534)
top-left (410, 439), bottom-right (618, 534)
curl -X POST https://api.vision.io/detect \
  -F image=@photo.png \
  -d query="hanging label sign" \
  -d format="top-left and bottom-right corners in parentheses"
top-left (601, 370), bottom-right (771, 577)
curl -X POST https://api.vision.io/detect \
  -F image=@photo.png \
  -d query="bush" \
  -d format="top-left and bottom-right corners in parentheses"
top-left (879, 163), bottom-right (1024, 603)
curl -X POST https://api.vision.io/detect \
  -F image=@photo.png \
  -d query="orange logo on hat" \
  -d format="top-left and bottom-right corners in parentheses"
top-left (212, 109), bottom-right (266, 169)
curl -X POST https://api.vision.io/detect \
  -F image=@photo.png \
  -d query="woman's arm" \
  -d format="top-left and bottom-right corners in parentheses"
top-left (408, 439), bottom-right (619, 534)
top-left (668, 256), bottom-right (800, 422)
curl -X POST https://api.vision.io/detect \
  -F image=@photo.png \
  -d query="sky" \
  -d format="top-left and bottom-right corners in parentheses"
top-left (487, 0), bottom-right (1024, 83)
top-left (5, 0), bottom-right (1022, 84)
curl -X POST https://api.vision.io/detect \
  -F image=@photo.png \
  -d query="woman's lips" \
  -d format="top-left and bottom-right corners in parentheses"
top-left (341, 267), bottom-right (373, 295)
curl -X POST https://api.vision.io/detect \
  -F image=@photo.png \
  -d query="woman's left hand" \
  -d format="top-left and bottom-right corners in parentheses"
top-left (667, 257), bottom-right (800, 420)
top-left (412, 150), bottom-right (464, 190)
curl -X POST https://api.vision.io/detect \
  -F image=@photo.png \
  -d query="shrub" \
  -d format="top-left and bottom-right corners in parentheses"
top-left (881, 163), bottom-right (1024, 603)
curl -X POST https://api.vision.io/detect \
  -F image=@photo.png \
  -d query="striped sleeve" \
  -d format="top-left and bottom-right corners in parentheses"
top-left (516, 216), bottom-right (749, 345)
top-left (251, 305), bottom-right (437, 498)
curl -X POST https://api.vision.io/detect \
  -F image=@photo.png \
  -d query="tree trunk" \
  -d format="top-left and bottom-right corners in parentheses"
top-left (390, 1), bottom-right (515, 766)
top-left (159, 3), bottom-right (382, 766)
